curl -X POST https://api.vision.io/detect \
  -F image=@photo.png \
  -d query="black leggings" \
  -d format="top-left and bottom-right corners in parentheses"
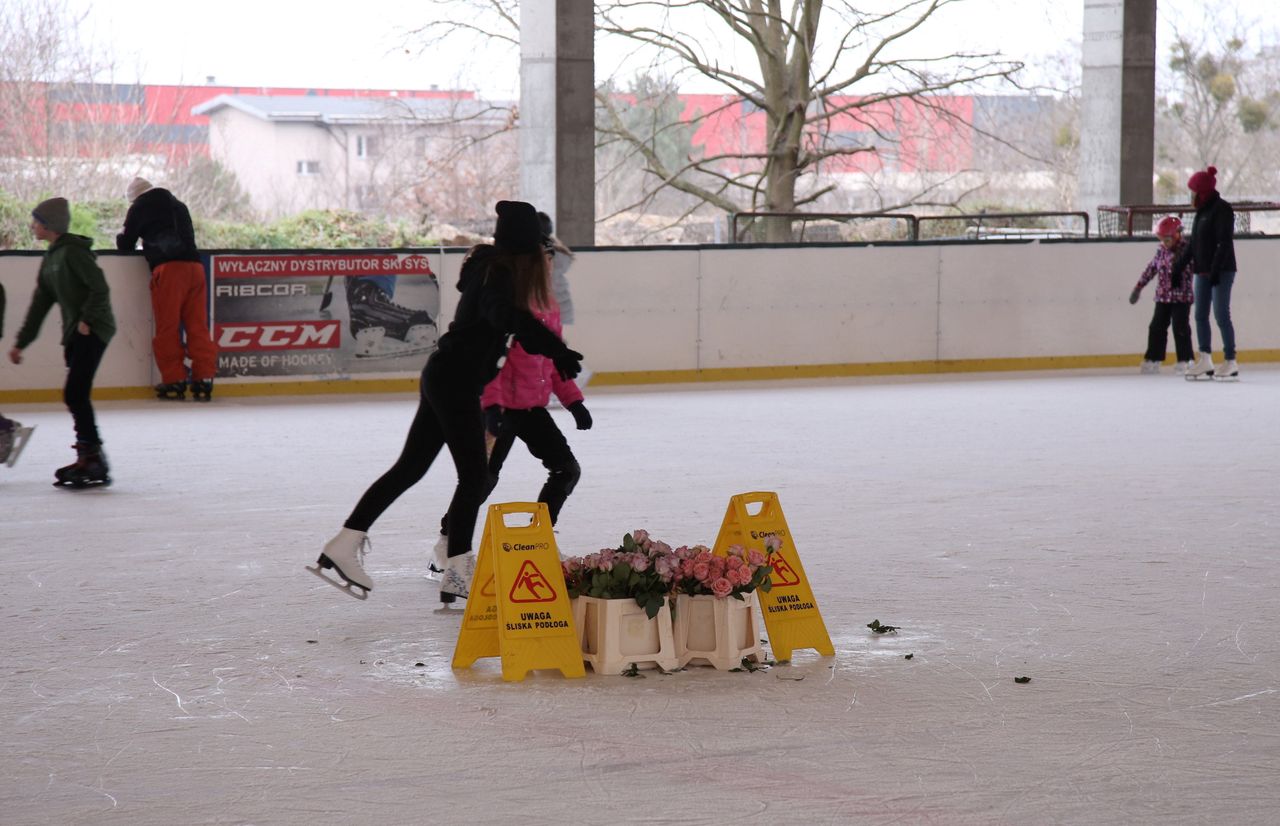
top-left (63, 332), bottom-right (108, 446)
top-left (344, 358), bottom-right (489, 558)
top-left (439, 406), bottom-right (581, 534)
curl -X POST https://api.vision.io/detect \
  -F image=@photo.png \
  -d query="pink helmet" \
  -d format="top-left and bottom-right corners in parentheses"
top-left (1155, 216), bottom-right (1183, 238)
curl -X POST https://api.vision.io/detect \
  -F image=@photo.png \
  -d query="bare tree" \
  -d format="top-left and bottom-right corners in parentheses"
top-left (410, 0), bottom-right (1024, 240)
top-left (594, 0), bottom-right (1024, 239)
top-left (0, 0), bottom-right (157, 203)
top-left (1156, 24), bottom-right (1280, 198)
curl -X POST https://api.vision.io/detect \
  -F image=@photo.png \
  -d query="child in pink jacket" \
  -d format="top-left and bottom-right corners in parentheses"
top-left (431, 269), bottom-right (591, 573)
top-left (1130, 215), bottom-right (1195, 374)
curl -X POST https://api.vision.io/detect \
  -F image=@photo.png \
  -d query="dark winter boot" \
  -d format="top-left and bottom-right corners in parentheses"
top-left (154, 381), bottom-right (187, 400)
top-left (189, 379), bottom-right (214, 402)
top-left (54, 442), bottom-right (111, 488)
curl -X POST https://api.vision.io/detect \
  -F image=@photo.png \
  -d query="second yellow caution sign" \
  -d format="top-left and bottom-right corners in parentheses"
top-left (712, 491), bottom-right (834, 661)
top-left (451, 502), bottom-right (585, 682)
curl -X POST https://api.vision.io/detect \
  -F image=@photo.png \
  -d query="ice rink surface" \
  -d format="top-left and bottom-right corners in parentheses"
top-left (3, 367), bottom-right (1278, 825)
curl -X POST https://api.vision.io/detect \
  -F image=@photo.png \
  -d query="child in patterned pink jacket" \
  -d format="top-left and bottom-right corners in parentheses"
top-left (430, 255), bottom-right (590, 574)
top-left (1130, 216), bottom-right (1195, 374)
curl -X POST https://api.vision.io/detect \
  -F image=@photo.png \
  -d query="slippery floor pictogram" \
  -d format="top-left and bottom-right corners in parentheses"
top-left (508, 560), bottom-right (557, 603)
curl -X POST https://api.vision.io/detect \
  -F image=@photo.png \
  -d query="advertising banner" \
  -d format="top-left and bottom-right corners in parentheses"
top-left (211, 252), bottom-right (440, 379)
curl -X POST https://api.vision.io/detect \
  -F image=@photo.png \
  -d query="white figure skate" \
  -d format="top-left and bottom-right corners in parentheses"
top-left (425, 532), bottom-right (448, 582)
top-left (1185, 353), bottom-right (1215, 381)
top-left (308, 528), bottom-right (373, 600)
top-left (1213, 360), bottom-right (1239, 381)
top-left (439, 551), bottom-right (476, 603)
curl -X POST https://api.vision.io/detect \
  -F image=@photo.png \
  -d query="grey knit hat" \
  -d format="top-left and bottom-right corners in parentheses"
top-left (32, 197), bottom-right (71, 234)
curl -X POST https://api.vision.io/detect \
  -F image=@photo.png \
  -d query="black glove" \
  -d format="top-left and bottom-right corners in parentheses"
top-left (483, 405), bottom-right (505, 438)
top-left (553, 348), bottom-right (584, 381)
top-left (568, 401), bottom-right (592, 430)
top-left (1129, 288), bottom-right (1140, 305)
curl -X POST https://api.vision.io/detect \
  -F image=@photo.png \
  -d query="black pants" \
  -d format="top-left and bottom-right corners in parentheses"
top-left (344, 357), bottom-right (489, 558)
top-left (1145, 302), bottom-right (1193, 363)
top-left (63, 332), bottom-right (108, 446)
top-left (438, 407), bottom-right (581, 535)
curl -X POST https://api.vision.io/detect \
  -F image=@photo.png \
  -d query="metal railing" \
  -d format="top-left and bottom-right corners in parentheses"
top-left (730, 211), bottom-right (919, 243)
top-left (729, 210), bottom-right (1090, 243)
top-left (1097, 202), bottom-right (1280, 236)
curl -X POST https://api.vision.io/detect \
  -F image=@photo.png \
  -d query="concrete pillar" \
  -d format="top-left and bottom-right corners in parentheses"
top-left (520, 0), bottom-right (595, 246)
top-left (1077, 0), bottom-right (1157, 218)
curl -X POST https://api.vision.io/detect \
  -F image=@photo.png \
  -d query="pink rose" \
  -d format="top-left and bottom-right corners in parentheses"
top-left (727, 544), bottom-right (745, 558)
top-left (708, 558), bottom-right (726, 578)
top-left (632, 529), bottom-right (649, 544)
top-left (765, 536), bottom-right (782, 552)
top-left (692, 562), bottom-right (710, 581)
top-left (630, 553), bottom-right (651, 572)
top-left (748, 549), bottom-right (765, 566)
top-left (726, 555), bottom-right (743, 570)
top-left (695, 549), bottom-right (714, 565)
top-left (711, 577), bottom-right (733, 598)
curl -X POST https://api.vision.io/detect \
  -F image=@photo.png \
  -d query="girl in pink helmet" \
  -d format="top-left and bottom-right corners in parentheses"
top-left (1129, 215), bottom-right (1195, 374)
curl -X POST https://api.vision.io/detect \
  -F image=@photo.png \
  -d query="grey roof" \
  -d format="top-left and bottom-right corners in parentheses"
top-left (192, 94), bottom-right (511, 124)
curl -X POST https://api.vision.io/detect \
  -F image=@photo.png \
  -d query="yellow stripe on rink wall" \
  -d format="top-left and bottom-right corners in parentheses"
top-left (587, 349), bottom-right (1280, 387)
top-left (2, 351), bottom-right (1279, 404)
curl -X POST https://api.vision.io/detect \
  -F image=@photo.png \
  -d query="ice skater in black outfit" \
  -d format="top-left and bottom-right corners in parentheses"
top-left (310, 201), bottom-right (583, 602)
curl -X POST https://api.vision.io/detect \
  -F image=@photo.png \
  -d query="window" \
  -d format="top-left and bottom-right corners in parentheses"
top-left (356, 135), bottom-right (380, 159)
top-left (296, 160), bottom-right (321, 175)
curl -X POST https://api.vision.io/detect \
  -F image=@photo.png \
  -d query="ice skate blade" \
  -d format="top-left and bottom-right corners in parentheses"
top-left (53, 476), bottom-right (111, 489)
top-left (1185, 374), bottom-right (1215, 381)
top-left (5, 425), bottom-right (35, 468)
top-left (306, 562), bottom-right (370, 600)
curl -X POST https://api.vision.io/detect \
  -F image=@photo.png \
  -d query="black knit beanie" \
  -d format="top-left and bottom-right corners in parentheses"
top-left (493, 200), bottom-right (542, 254)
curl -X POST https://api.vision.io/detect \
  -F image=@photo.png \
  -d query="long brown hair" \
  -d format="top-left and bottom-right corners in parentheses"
top-left (505, 249), bottom-right (551, 312)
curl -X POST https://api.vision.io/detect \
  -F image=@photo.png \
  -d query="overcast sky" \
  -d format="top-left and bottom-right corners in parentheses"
top-left (63, 0), bottom-right (1277, 98)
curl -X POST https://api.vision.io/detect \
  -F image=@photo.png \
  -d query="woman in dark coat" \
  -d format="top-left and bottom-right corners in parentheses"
top-left (1175, 166), bottom-right (1239, 380)
top-left (310, 201), bottom-right (583, 602)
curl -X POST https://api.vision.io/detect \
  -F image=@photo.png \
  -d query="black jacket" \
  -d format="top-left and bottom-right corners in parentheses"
top-left (431, 245), bottom-right (571, 393)
top-left (1172, 193), bottom-right (1237, 286)
top-left (116, 188), bottom-right (201, 270)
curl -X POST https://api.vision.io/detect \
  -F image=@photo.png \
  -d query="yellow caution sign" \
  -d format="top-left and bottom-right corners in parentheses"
top-left (451, 502), bottom-right (585, 681)
top-left (712, 492), bottom-right (834, 661)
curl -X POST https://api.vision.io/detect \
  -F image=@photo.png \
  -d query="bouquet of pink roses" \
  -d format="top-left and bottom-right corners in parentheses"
top-left (562, 529), bottom-right (681, 619)
top-left (671, 538), bottom-right (777, 600)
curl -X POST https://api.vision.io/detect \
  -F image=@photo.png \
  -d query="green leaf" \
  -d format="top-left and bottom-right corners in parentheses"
top-left (867, 619), bottom-right (899, 634)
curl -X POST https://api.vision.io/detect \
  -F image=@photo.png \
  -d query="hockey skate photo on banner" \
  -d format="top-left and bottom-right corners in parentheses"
top-left (210, 253), bottom-right (440, 379)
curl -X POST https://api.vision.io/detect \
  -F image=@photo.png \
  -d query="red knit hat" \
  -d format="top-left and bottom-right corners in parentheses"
top-left (1155, 216), bottom-right (1182, 238)
top-left (1187, 166), bottom-right (1217, 196)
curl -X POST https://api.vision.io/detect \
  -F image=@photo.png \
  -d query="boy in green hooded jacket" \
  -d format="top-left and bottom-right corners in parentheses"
top-left (7, 197), bottom-right (116, 487)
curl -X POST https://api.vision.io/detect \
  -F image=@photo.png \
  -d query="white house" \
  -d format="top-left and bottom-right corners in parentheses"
top-left (193, 93), bottom-right (513, 218)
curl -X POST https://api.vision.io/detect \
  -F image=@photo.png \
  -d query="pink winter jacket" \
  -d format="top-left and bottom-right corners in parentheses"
top-left (480, 301), bottom-right (584, 411)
